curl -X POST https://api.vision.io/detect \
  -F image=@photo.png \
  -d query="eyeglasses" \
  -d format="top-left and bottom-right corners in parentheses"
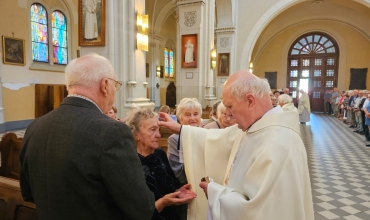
top-left (107, 78), bottom-right (122, 91)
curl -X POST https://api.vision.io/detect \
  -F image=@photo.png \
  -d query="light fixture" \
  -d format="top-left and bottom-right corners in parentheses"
top-left (211, 49), bottom-right (217, 69)
top-left (156, 65), bottom-right (161, 78)
top-left (136, 13), bottom-right (149, 51)
top-left (249, 62), bottom-right (253, 73)
top-left (156, 83), bottom-right (160, 89)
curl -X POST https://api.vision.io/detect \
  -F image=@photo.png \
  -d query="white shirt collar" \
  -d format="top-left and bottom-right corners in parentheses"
top-left (67, 94), bottom-right (103, 113)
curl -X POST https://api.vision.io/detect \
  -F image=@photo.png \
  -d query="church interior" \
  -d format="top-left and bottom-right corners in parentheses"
top-left (1, 0), bottom-right (370, 219)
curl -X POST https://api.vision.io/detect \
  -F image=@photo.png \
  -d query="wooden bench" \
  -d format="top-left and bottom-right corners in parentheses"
top-left (0, 133), bottom-right (22, 180)
top-left (0, 176), bottom-right (37, 220)
top-left (159, 127), bottom-right (174, 153)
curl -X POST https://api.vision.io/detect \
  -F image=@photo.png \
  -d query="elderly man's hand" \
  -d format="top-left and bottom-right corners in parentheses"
top-left (158, 112), bottom-right (182, 134)
top-left (199, 182), bottom-right (209, 199)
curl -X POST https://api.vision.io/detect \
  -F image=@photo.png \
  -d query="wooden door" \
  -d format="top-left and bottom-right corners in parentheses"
top-left (287, 33), bottom-right (339, 112)
top-left (35, 84), bottom-right (67, 118)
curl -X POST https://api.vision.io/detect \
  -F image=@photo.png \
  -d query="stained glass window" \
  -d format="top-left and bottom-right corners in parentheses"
top-left (31, 3), bottom-right (48, 62)
top-left (52, 11), bottom-right (67, 64)
top-left (169, 50), bottom-right (174, 78)
top-left (164, 48), bottom-right (169, 77)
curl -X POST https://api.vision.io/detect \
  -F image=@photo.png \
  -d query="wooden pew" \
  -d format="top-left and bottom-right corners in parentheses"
top-left (0, 133), bottom-right (22, 180)
top-left (0, 176), bottom-right (37, 220)
top-left (159, 127), bottom-right (174, 153)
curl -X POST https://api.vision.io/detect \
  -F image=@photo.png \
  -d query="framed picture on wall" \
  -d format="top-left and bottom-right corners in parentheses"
top-left (181, 34), bottom-right (197, 68)
top-left (78, 0), bottom-right (106, 46)
top-left (160, 65), bottom-right (164, 78)
top-left (218, 53), bottom-right (229, 76)
top-left (2, 36), bottom-right (26, 66)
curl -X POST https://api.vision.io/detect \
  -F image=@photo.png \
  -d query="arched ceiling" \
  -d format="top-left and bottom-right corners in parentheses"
top-left (252, 0), bottom-right (370, 60)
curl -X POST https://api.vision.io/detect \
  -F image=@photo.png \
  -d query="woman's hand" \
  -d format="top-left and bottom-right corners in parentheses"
top-left (178, 184), bottom-right (197, 199)
top-left (155, 190), bottom-right (196, 213)
top-left (158, 112), bottom-right (182, 134)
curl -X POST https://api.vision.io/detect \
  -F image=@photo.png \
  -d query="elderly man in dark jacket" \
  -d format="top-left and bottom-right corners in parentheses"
top-left (19, 54), bottom-right (155, 220)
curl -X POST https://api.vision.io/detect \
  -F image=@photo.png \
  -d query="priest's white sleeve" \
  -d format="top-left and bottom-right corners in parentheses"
top-left (181, 124), bottom-right (243, 220)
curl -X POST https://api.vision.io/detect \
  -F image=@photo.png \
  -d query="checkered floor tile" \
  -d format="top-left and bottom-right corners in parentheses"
top-left (302, 113), bottom-right (370, 219)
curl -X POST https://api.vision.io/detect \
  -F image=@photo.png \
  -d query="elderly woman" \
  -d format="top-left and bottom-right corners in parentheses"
top-left (278, 94), bottom-right (298, 113)
top-left (204, 101), bottom-right (237, 129)
top-left (127, 107), bottom-right (196, 220)
top-left (167, 98), bottom-right (202, 185)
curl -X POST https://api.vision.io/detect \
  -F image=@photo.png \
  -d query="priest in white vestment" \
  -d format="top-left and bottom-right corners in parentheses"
top-left (278, 94), bottom-right (299, 114)
top-left (84, 0), bottom-right (98, 40)
top-left (298, 89), bottom-right (311, 123)
top-left (158, 71), bottom-right (314, 220)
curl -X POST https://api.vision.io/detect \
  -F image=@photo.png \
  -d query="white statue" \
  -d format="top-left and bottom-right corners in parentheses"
top-left (184, 40), bottom-right (194, 63)
top-left (84, 0), bottom-right (98, 40)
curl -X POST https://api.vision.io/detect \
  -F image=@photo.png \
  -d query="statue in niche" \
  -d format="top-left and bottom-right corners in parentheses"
top-left (184, 40), bottom-right (194, 63)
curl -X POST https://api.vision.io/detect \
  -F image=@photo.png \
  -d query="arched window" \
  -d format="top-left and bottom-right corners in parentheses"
top-left (31, 3), bottom-right (48, 62)
top-left (164, 48), bottom-right (175, 78)
top-left (169, 49), bottom-right (174, 78)
top-left (52, 11), bottom-right (68, 64)
top-left (287, 32), bottom-right (339, 112)
top-left (164, 48), bottom-right (169, 77)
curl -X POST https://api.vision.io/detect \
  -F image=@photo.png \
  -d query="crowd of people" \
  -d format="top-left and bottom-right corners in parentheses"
top-left (19, 54), bottom-right (314, 220)
top-left (324, 88), bottom-right (370, 147)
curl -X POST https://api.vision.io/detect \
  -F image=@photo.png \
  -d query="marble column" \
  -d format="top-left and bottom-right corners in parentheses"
top-left (80, 0), bottom-right (152, 118)
top-left (148, 34), bottom-right (162, 108)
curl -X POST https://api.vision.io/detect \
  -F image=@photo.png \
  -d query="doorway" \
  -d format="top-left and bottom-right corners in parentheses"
top-left (287, 32), bottom-right (339, 111)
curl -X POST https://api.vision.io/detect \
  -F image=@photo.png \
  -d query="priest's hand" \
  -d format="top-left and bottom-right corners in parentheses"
top-left (158, 112), bottom-right (182, 134)
top-left (199, 182), bottom-right (209, 199)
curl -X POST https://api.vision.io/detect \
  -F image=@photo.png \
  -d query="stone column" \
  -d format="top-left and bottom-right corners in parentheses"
top-left (148, 34), bottom-right (162, 108)
top-left (80, 0), bottom-right (152, 118)
top-left (215, 27), bottom-right (236, 99)
top-left (175, 0), bottom-right (216, 108)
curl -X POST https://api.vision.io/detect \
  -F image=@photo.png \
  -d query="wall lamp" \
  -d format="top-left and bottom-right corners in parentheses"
top-left (156, 65), bottom-right (161, 78)
top-left (249, 62), bottom-right (253, 73)
top-left (211, 49), bottom-right (217, 69)
top-left (137, 13), bottom-right (149, 51)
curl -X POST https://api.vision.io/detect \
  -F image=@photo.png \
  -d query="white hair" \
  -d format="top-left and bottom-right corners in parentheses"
top-left (176, 98), bottom-right (202, 120)
top-left (229, 77), bottom-right (271, 101)
top-left (65, 53), bottom-right (115, 90)
top-left (278, 94), bottom-right (293, 105)
top-left (216, 102), bottom-right (226, 118)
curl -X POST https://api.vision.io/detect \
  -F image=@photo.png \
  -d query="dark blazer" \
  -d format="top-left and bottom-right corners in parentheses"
top-left (19, 97), bottom-right (155, 220)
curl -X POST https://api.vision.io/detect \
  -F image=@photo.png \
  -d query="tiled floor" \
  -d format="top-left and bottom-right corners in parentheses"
top-left (303, 113), bottom-right (370, 220)
top-left (2, 114), bottom-right (370, 219)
